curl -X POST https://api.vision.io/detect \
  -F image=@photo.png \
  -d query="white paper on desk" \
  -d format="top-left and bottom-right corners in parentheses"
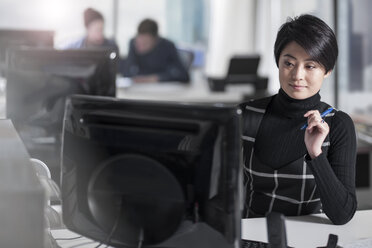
top-left (116, 77), bottom-right (133, 88)
top-left (125, 82), bottom-right (189, 94)
top-left (344, 238), bottom-right (372, 248)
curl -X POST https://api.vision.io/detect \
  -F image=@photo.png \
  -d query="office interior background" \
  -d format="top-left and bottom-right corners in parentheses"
top-left (0, 0), bottom-right (371, 208)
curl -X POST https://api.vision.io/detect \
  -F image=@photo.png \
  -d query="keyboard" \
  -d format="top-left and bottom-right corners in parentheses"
top-left (241, 239), bottom-right (269, 248)
top-left (241, 239), bottom-right (294, 248)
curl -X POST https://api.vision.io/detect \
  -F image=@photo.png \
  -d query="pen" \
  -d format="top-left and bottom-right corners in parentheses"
top-left (300, 107), bottom-right (334, 130)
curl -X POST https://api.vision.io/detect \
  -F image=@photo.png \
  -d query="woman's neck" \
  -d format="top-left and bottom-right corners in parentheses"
top-left (272, 88), bottom-right (321, 118)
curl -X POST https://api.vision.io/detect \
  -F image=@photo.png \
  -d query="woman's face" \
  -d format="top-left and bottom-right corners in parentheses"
top-left (86, 19), bottom-right (104, 45)
top-left (278, 41), bottom-right (331, 100)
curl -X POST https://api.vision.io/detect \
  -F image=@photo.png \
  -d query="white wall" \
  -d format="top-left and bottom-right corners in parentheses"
top-left (205, 0), bottom-right (255, 78)
top-left (254, 0), bottom-right (281, 94)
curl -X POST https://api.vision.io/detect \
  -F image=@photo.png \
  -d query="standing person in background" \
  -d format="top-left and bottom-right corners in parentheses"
top-left (64, 8), bottom-right (119, 53)
top-left (241, 14), bottom-right (357, 225)
top-left (123, 18), bottom-right (189, 83)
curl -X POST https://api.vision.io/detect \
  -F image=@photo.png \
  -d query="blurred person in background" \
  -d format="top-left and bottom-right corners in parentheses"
top-left (64, 8), bottom-right (118, 53)
top-left (123, 18), bottom-right (189, 83)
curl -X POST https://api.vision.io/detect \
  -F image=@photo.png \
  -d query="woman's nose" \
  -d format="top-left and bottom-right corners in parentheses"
top-left (291, 66), bottom-right (305, 81)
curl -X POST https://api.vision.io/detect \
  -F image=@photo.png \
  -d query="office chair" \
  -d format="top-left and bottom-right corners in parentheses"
top-left (30, 158), bottom-right (63, 229)
top-left (177, 48), bottom-right (194, 70)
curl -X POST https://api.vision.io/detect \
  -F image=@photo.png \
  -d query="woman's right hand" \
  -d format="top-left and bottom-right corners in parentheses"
top-left (304, 110), bottom-right (330, 159)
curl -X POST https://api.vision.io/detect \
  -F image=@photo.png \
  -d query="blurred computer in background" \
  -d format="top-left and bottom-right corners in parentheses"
top-left (208, 55), bottom-right (269, 100)
top-left (0, 29), bottom-right (54, 75)
top-left (5, 47), bottom-right (117, 184)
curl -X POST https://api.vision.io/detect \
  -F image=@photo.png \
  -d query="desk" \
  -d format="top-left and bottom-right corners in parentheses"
top-left (242, 210), bottom-right (372, 248)
top-left (115, 76), bottom-right (250, 104)
top-left (51, 210), bottom-right (372, 248)
top-left (50, 229), bottom-right (106, 248)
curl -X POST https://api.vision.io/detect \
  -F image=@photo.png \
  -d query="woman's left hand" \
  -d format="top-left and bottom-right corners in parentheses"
top-left (304, 110), bottom-right (330, 159)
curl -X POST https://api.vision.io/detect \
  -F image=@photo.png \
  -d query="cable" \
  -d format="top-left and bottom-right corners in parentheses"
top-left (103, 209), bottom-right (121, 246)
top-left (67, 241), bottom-right (99, 248)
top-left (102, 198), bottom-right (145, 248)
top-left (72, 197), bottom-right (143, 248)
top-left (54, 236), bottom-right (83, 241)
top-left (101, 197), bottom-right (123, 248)
top-left (93, 242), bottom-right (103, 248)
top-left (137, 228), bottom-right (144, 248)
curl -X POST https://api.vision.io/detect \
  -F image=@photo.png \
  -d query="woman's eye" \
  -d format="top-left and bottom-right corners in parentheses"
top-left (284, 61), bottom-right (293, 67)
top-left (306, 65), bottom-right (316, 69)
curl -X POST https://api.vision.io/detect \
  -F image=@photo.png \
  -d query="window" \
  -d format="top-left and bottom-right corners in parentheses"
top-left (0, 0), bottom-right (208, 56)
top-left (337, 0), bottom-right (372, 113)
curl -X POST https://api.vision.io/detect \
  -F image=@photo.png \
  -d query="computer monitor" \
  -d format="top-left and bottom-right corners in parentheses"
top-left (61, 95), bottom-right (242, 248)
top-left (209, 55), bottom-right (266, 93)
top-left (0, 29), bottom-right (54, 74)
top-left (5, 48), bottom-right (117, 183)
top-left (227, 55), bottom-right (260, 77)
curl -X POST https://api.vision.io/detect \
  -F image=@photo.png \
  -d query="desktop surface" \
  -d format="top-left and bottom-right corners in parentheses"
top-left (242, 210), bottom-right (372, 248)
top-left (115, 75), bottom-right (246, 104)
top-left (52, 210), bottom-right (372, 248)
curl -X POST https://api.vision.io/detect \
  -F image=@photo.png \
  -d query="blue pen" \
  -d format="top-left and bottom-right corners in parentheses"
top-left (300, 107), bottom-right (334, 130)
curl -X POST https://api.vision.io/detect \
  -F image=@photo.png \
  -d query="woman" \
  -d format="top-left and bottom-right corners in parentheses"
top-left (64, 8), bottom-right (118, 52)
top-left (241, 14), bottom-right (357, 225)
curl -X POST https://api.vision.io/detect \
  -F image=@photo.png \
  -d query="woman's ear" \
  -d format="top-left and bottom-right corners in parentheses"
top-left (324, 70), bottom-right (332, 79)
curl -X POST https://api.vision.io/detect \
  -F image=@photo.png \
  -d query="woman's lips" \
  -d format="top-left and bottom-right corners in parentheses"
top-left (290, 84), bottom-right (306, 90)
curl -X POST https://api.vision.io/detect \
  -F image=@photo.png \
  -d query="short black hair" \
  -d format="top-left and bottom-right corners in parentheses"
top-left (84, 8), bottom-right (104, 28)
top-left (274, 14), bottom-right (338, 73)
top-left (137, 19), bottom-right (158, 37)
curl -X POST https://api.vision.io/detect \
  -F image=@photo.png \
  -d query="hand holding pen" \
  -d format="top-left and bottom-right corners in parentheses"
top-left (301, 107), bottom-right (333, 130)
top-left (303, 107), bottom-right (333, 159)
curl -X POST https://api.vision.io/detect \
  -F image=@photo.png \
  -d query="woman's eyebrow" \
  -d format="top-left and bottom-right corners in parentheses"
top-left (283, 54), bottom-right (297, 60)
top-left (283, 54), bottom-right (315, 62)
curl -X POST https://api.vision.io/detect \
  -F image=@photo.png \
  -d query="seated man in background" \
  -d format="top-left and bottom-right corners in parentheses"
top-left (123, 19), bottom-right (189, 83)
top-left (64, 8), bottom-right (119, 52)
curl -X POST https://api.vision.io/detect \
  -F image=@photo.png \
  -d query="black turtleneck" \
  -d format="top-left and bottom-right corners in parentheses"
top-left (253, 88), bottom-right (357, 224)
top-left (255, 89), bottom-right (322, 168)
